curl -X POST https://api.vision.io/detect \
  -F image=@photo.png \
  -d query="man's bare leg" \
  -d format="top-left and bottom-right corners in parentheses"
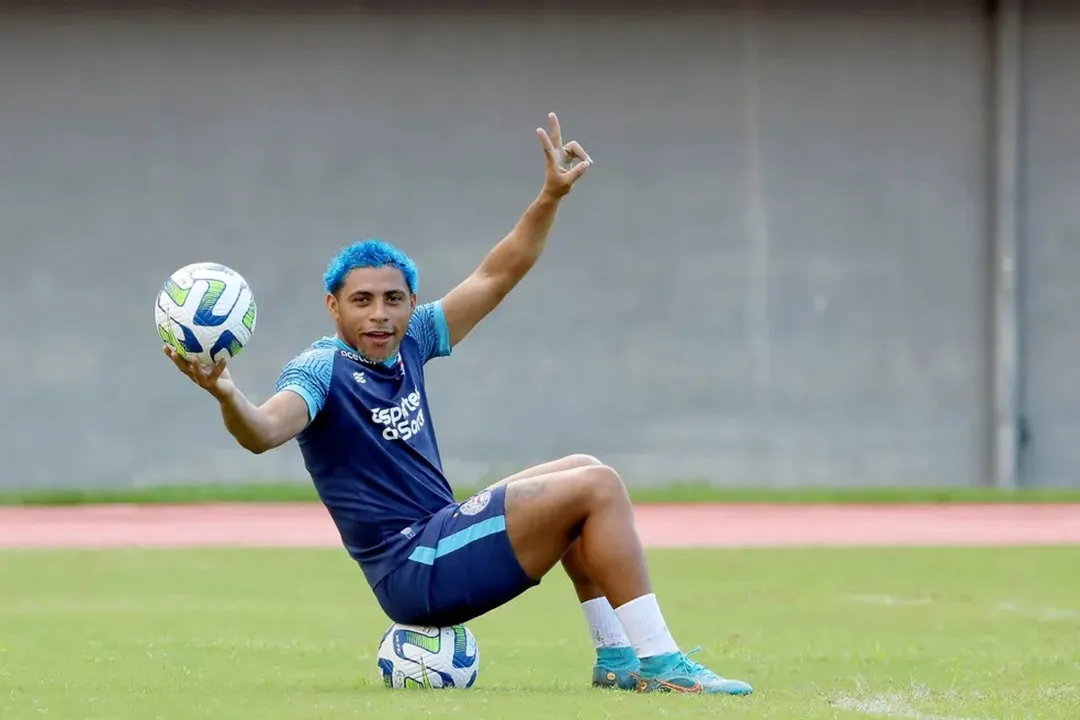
top-left (487, 455), bottom-right (606, 602)
top-left (491, 460), bottom-right (753, 696)
top-left (484, 455), bottom-right (635, 684)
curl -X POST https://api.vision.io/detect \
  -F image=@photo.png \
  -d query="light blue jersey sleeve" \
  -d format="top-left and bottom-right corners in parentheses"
top-left (274, 344), bottom-right (336, 422)
top-left (407, 300), bottom-right (453, 363)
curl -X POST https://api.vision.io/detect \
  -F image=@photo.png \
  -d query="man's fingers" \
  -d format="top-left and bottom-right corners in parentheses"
top-left (189, 359), bottom-right (207, 382)
top-left (564, 158), bottom-right (592, 184)
top-left (166, 346), bottom-right (192, 375)
top-left (207, 360), bottom-right (227, 383)
top-left (538, 115), bottom-right (590, 191)
top-left (548, 112), bottom-right (562, 151)
top-left (536, 127), bottom-right (558, 165)
top-left (562, 141), bottom-right (592, 166)
top-left (164, 345), bottom-right (184, 372)
top-left (164, 344), bottom-right (223, 390)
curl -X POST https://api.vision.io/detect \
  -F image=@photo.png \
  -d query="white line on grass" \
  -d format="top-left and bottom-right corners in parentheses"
top-left (848, 594), bottom-right (936, 606)
top-left (996, 601), bottom-right (1078, 621)
top-left (847, 595), bottom-right (1079, 621)
top-left (832, 693), bottom-right (986, 720)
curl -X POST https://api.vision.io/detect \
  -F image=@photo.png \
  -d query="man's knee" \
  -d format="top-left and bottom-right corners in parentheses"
top-left (526, 463), bottom-right (626, 514)
top-left (488, 453), bottom-right (606, 491)
top-left (551, 463), bottom-right (627, 510)
top-left (565, 453), bottom-right (604, 469)
top-left (581, 464), bottom-right (630, 508)
top-left (506, 463), bottom-right (624, 505)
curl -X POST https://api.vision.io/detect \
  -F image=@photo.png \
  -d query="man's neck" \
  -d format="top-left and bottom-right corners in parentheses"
top-left (333, 334), bottom-right (399, 368)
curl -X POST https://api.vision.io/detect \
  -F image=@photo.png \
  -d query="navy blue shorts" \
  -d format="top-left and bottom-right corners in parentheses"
top-left (373, 485), bottom-right (540, 626)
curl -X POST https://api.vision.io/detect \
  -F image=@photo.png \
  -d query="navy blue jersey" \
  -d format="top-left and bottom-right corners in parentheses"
top-left (274, 301), bottom-right (455, 588)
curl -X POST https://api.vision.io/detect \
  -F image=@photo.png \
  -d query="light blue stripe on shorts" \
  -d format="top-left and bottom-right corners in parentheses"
top-left (407, 515), bottom-right (507, 565)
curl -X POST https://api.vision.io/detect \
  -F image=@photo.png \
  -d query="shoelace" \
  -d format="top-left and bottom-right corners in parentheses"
top-left (674, 647), bottom-right (722, 680)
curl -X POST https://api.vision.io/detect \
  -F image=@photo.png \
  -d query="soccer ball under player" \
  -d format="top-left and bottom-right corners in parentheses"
top-left (164, 113), bottom-right (752, 696)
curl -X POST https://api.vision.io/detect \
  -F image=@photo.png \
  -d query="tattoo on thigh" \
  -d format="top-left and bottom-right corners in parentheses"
top-left (508, 479), bottom-right (547, 502)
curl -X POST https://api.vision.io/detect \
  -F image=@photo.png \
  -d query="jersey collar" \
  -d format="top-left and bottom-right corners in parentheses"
top-left (332, 335), bottom-right (401, 370)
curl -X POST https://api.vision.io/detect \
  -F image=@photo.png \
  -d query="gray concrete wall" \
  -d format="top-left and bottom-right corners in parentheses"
top-left (1016, 3), bottom-right (1080, 488)
top-left (1, 1), bottom-right (1060, 492)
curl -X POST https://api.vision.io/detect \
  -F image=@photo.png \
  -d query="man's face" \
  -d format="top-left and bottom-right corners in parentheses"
top-left (327, 266), bottom-right (416, 362)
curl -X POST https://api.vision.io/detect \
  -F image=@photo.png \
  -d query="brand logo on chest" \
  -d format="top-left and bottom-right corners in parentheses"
top-left (368, 388), bottom-right (426, 442)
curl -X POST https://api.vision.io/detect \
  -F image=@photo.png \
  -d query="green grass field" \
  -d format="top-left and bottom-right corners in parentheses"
top-left (2, 545), bottom-right (1077, 719)
top-left (5, 480), bottom-right (1080, 506)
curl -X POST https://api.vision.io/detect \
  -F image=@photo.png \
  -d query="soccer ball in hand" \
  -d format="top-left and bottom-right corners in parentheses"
top-left (155, 262), bottom-right (258, 366)
top-left (376, 623), bottom-right (480, 689)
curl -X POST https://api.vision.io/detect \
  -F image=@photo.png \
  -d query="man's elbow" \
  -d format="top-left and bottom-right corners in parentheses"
top-left (235, 434), bottom-right (277, 455)
top-left (473, 268), bottom-right (518, 302)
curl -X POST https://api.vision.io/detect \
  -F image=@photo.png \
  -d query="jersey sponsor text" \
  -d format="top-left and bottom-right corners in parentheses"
top-left (370, 390), bottom-right (425, 441)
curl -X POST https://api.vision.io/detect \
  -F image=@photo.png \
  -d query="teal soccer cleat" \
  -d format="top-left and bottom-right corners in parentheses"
top-left (591, 646), bottom-right (640, 691)
top-left (631, 647), bottom-right (753, 696)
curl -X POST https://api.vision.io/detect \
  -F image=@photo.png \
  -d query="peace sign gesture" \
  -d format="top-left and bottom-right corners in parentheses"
top-left (536, 112), bottom-right (592, 198)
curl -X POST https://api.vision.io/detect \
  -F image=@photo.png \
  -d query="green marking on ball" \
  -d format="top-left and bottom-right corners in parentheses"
top-left (196, 279), bottom-right (227, 316)
top-left (401, 629), bottom-right (441, 654)
top-left (242, 297), bottom-right (257, 331)
top-left (163, 279), bottom-right (190, 306)
top-left (452, 625), bottom-right (468, 655)
top-left (157, 322), bottom-right (187, 357)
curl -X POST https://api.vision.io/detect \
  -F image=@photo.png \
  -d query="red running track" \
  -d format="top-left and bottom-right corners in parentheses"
top-left (1, 503), bottom-right (1080, 549)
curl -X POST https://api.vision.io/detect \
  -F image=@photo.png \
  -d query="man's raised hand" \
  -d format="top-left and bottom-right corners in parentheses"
top-left (536, 112), bottom-right (592, 198)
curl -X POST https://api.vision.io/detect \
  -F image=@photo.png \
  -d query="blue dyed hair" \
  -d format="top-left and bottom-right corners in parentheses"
top-left (323, 239), bottom-right (419, 296)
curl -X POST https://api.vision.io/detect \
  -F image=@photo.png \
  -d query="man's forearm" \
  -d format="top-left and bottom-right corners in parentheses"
top-left (217, 388), bottom-right (277, 454)
top-left (478, 191), bottom-right (561, 288)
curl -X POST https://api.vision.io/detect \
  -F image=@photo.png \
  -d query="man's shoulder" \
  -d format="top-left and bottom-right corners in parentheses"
top-left (405, 301), bottom-right (453, 362)
top-left (296, 336), bottom-right (342, 357)
top-left (276, 338), bottom-right (341, 391)
top-left (284, 337), bottom-right (344, 369)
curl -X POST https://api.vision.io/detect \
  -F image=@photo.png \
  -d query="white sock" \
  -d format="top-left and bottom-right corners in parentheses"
top-left (581, 597), bottom-right (632, 649)
top-left (613, 593), bottom-right (680, 658)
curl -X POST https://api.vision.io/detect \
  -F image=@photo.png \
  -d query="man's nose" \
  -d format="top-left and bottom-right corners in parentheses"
top-left (368, 300), bottom-right (389, 322)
